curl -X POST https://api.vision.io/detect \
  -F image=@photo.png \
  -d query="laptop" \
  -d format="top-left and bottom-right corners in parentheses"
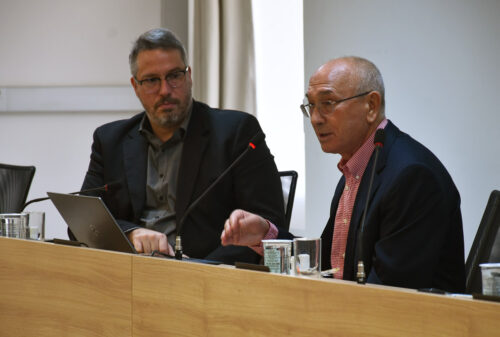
top-left (47, 192), bottom-right (221, 264)
top-left (47, 192), bottom-right (137, 254)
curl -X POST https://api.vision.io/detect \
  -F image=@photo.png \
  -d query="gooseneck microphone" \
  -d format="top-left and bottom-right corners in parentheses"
top-left (356, 129), bottom-right (385, 284)
top-left (21, 181), bottom-right (122, 211)
top-left (174, 131), bottom-right (265, 260)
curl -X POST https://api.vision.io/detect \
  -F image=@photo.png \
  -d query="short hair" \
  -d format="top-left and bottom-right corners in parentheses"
top-left (343, 56), bottom-right (385, 113)
top-left (129, 28), bottom-right (188, 77)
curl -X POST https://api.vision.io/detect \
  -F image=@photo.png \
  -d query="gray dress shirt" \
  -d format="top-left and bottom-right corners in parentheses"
top-left (138, 109), bottom-right (192, 247)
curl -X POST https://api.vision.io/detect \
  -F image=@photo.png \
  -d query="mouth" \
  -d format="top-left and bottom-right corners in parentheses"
top-left (156, 99), bottom-right (178, 110)
top-left (316, 131), bottom-right (333, 142)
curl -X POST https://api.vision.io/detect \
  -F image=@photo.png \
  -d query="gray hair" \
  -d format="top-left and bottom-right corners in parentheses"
top-left (343, 56), bottom-right (385, 114)
top-left (129, 28), bottom-right (188, 77)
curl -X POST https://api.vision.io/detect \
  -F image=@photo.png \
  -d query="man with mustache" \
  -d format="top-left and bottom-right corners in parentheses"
top-left (221, 56), bottom-right (465, 292)
top-left (80, 28), bottom-right (284, 264)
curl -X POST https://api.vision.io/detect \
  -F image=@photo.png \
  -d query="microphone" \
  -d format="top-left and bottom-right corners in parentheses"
top-left (21, 181), bottom-right (122, 211)
top-left (174, 131), bottom-right (265, 260)
top-left (356, 129), bottom-right (385, 284)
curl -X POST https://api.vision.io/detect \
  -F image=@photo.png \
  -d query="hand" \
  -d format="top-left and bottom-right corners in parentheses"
top-left (127, 228), bottom-right (174, 255)
top-left (221, 209), bottom-right (270, 247)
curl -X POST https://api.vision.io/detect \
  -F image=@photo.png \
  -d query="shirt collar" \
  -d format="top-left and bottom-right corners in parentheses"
top-left (337, 119), bottom-right (388, 178)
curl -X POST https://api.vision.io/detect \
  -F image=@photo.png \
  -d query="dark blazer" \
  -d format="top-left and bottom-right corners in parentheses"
top-left (323, 121), bottom-right (465, 292)
top-left (81, 100), bottom-right (285, 264)
top-left (280, 121), bottom-right (465, 292)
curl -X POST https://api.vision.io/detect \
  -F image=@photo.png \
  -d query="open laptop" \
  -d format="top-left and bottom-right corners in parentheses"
top-left (47, 192), bottom-right (137, 254)
top-left (47, 192), bottom-right (221, 264)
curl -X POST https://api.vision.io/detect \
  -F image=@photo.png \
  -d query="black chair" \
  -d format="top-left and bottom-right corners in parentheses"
top-left (465, 190), bottom-right (500, 294)
top-left (0, 163), bottom-right (36, 213)
top-left (279, 170), bottom-right (298, 230)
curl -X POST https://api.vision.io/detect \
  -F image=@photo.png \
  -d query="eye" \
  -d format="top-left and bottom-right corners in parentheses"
top-left (168, 71), bottom-right (184, 80)
top-left (142, 77), bottom-right (160, 85)
top-left (320, 100), bottom-right (334, 108)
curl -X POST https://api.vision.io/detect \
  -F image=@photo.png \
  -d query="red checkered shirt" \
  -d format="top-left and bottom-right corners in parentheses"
top-left (331, 119), bottom-right (387, 279)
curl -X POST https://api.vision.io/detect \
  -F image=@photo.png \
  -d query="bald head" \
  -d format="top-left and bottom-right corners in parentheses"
top-left (306, 56), bottom-right (386, 159)
top-left (312, 56), bottom-right (385, 115)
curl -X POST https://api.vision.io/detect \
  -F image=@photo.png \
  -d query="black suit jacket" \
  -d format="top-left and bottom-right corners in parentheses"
top-left (280, 121), bottom-right (465, 292)
top-left (82, 100), bottom-right (285, 264)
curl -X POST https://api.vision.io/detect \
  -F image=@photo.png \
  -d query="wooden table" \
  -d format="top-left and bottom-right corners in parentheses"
top-left (1, 237), bottom-right (499, 336)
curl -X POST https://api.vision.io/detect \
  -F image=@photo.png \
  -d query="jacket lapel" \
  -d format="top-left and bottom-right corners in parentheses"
top-left (344, 121), bottom-right (398, 278)
top-left (176, 102), bottom-right (210, 226)
top-left (123, 125), bottom-right (148, 220)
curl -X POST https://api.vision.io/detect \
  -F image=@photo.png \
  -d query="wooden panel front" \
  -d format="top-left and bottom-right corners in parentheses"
top-left (132, 255), bottom-right (500, 337)
top-left (0, 237), bottom-right (132, 337)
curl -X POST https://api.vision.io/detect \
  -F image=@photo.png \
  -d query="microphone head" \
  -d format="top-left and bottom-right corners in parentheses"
top-left (374, 129), bottom-right (386, 147)
top-left (249, 131), bottom-right (265, 149)
top-left (105, 181), bottom-right (122, 192)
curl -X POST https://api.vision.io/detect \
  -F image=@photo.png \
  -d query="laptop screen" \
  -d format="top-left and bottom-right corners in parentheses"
top-left (47, 192), bottom-right (136, 254)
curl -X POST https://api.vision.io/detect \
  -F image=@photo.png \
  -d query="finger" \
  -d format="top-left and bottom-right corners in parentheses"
top-left (158, 234), bottom-right (169, 254)
top-left (142, 239), bottom-right (152, 254)
top-left (232, 213), bottom-right (246, 244)
top-left (228, 209), bottom-right (244, 224)
top-left (167, 243), bottom-right (175, 256)
top-left (221, 219), bottom-right (232, 245)
top-left (150, 238), bottom-right (159, 253)
top-left (134, 239), bottom-right (144, 253)
top-left (229, 210), bottom-right (246, 244)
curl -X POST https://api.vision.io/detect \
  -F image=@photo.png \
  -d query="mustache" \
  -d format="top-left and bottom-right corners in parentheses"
top-left (155, 97), bottom-right (179, 109)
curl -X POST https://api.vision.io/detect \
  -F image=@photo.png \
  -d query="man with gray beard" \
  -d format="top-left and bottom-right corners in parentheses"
top-left (80, 28), bottom-right (284, 264)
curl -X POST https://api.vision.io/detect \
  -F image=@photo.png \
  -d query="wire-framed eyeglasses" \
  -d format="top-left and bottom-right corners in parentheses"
top-left (135, 66), bottom-right (189, 93)
top-left (300, 91), bottom-right (371, 118)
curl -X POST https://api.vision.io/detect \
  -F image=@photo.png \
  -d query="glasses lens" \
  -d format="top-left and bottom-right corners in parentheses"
top-left (144, 81), bottom-right (158, 92)
top-left (167, 70), bottom-right (187, 88)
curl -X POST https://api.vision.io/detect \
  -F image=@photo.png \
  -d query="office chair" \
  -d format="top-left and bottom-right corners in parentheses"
top-left (279, 170), bottom-right (298, 230)
top-left (0, 163), bottom-right (36, 213)
top-left (465, 190), bottom-right (500, 294)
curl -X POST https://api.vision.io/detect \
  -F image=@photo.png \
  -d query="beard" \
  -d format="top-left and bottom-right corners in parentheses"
top-left (148, 91), bottom-right (192, 129)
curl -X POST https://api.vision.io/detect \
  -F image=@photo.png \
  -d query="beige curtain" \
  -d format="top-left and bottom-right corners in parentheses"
top-left (188, 0), bottom-right (256, 115)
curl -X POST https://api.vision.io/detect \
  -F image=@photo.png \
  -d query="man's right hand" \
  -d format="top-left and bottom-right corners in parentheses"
top-left (127, 228), bottom-right (174, 255)
top-left (221, 209), bottom-right (270, 247)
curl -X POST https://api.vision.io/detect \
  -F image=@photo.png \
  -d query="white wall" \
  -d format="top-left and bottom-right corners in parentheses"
top-left (252, 0), bottom-right (305, 234)
top-left (303, 0), bottom-right (500, 256)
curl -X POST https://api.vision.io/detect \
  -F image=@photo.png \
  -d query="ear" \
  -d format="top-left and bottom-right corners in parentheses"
top-left (186, 66), bottom-right (193, 87)
top-left (366, 91), bottom-right (382, 123)
top-left (130, 77), bottom-right (139, 96)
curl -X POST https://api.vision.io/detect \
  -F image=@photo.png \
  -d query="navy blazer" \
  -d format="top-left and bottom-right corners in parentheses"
top-left (277, 121), bottom-right (465, 292)
top-left (320, 121), bottom-right (465, 292)
top-left (81, 100), bottom-right (285, 264)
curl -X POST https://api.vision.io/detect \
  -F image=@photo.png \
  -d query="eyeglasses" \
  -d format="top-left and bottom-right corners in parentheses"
top-left (300, 91), bottom-right (371, 118)
top-left (135, 67), bottom-right (189, 93)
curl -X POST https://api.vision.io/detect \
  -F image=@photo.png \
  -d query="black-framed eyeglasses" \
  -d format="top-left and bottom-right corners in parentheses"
top-left (135, 66), bottom-right (189, 93)
top-left (300, 91), bottom-right (371, 118)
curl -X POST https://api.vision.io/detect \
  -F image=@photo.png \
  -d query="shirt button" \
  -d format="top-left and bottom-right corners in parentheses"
top-left (345, 185), bottom-right (349, 191)
top-left (342, 253), bottom-right (345, 258)
top-left (355, 175), bottom-right (360, 180)
top-left (343, 218), bottom-right (347, 224)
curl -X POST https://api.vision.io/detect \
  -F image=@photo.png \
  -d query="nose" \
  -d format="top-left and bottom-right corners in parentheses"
top-left (158, 78), bottom-right (173, 96)
top-left (309, 108), bottom-right (325, 126)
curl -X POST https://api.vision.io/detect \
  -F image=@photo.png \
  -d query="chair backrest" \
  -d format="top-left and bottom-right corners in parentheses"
top-left (279, 170), bottom-right (298, 230)
top-left (0, 163), bottom-right (36, 213)
top-left (465, 190), bottom-right (500, 294)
